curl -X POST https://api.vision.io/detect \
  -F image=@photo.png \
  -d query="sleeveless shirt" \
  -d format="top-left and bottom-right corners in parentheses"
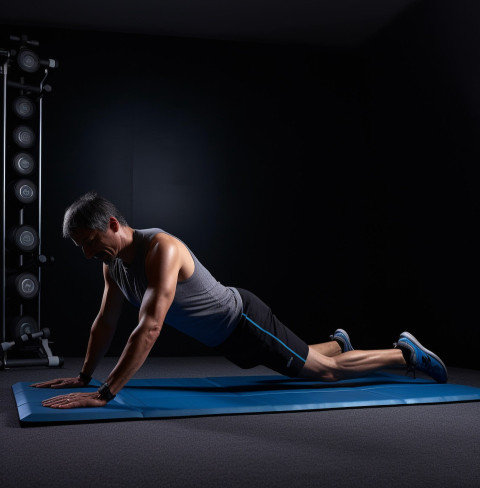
top-left (108, 228), bottom-right (242, 347)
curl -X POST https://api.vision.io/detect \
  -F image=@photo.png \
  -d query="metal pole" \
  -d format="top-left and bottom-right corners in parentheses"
top-left (37, 68), bottom-right (48, 331)
top-left (37, 69), bottom-right (49, 333)
top-left (1, 58), bottom-right (8, 343)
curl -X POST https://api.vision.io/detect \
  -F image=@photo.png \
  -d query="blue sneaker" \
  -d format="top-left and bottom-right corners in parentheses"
top-left (330, 329), bottom-right (354, 352)
top-left (395, 331), bottom-right (448, 383)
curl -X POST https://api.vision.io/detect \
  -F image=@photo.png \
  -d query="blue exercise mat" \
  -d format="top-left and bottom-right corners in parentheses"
top-left (12, 371), bottom-right (480, 424)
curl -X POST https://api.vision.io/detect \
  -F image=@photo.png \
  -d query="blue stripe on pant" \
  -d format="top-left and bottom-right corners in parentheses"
top-left (242, 313), bottom-right (307, 364)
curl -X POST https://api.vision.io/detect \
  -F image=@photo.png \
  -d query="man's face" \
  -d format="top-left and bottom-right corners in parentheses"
top-left (71, 227), bottom-right (118, 265)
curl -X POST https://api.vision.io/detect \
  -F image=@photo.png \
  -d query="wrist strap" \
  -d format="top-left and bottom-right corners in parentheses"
top-left (79, 371), bottom-right (92, 385)
top-left (98, 382), bottom-right (116, 402)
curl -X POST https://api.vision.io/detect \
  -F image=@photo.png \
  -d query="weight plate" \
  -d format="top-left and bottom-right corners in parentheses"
top-left (17, 49), bottom-right (40, 73)
top-left (13, 179), bottom-right (37, 204)
top-left (14, 225), bottom-right (39, 252)
top-left (13, 316), bottom-right (39, 338)
top-left (13, 96), bottom-right (36, 119)
top-left (14, 272), bottom-right (39, 299)
top-left (12, 152), bottom-right (35, 175)
top-left (13, 125), bottom-right (36, 148)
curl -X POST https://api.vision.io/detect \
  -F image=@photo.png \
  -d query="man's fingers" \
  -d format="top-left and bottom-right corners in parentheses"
top-left (51, 382), bottom-right (75, 389)
top-left (31, 381), bottom-right (55, 388)
top-left (41, 392), bottom-right (106, 409)
top-left (31, 378), bottom-right (81, 388)
top-left (42, 392), bottom-right (73, 403)
top-left (42, 393), bottom-right (72, 408)
top-left (31, 378), bottom-right (65, 388)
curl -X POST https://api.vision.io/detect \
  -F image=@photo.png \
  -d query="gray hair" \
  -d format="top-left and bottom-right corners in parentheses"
top-left (62, 191), bottom-right (129, 238)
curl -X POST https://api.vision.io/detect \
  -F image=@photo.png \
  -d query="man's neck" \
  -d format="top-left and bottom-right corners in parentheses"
top-left (117, 226), bottom-right (136, 264)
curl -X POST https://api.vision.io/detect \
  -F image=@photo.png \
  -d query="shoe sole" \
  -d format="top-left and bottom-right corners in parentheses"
top-left (400, 331), bottom-right (448, 382)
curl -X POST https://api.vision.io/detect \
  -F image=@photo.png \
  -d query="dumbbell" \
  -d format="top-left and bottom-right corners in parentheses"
top-left (1, 327), bottom-right (50, 352)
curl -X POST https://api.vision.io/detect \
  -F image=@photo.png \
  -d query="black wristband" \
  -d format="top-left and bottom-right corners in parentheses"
top-left (78, 371), bottom-right (92, 385)
top-left (97, 382), bottom-right (116, 402)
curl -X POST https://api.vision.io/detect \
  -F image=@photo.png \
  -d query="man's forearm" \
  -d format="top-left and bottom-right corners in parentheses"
top-left (104, 323), bottom-right (160, 395)
top-left (81, 316), bottom-right (117, 377)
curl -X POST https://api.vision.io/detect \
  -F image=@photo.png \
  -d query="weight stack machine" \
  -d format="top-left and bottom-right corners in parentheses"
top-left (1, 34), bottom-right (63, 369)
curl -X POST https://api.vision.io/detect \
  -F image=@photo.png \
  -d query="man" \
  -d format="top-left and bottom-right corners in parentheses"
top-left (34, 192), bottom-right (448, 409)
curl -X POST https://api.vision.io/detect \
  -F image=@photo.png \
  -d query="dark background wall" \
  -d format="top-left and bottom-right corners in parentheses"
top-left (361, 0), bottom-right (480, 369)
top-left (2, 0), bottom-right (479, 369)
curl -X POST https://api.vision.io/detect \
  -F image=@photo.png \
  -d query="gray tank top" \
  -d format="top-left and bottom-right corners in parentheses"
top-left (108, 228), bottom-right (242, 347)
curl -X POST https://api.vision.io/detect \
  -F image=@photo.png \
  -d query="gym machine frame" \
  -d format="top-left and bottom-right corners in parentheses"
top-left (1, 34), bottom-right (63, 369)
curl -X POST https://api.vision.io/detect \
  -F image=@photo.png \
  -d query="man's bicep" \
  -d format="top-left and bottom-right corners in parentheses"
top-left (139, 240), bottom-right (180, 325)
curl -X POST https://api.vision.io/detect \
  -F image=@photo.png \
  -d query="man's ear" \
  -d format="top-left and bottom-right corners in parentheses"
top-left (109, 216), bottom-right (120, 232)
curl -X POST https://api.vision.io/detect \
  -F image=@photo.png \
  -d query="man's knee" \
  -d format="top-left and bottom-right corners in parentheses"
top-left (299, 348), bottom-right (342, 381)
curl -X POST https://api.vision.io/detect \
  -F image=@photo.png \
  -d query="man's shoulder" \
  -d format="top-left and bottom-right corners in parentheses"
top-left (148, 232), bottom-right (180, 251)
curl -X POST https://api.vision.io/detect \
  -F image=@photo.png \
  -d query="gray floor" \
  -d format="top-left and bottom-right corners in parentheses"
top-left (1, 356), bottom-right (480, 488)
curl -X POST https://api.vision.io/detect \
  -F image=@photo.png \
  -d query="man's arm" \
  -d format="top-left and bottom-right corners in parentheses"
top-left (32, 264), bottom-right (124, 389)
top-left (41, 236), bottom-right (180, 408)
top-left (103, 237), bottom-right (179, 395)
top-left (80, 263), bottom-right (125, 378)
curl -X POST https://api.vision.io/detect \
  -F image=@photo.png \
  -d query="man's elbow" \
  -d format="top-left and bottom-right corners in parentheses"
top-left (135, 321), bottom-right (162, 349)
top-left (147, 324), bottom-right (162, 342)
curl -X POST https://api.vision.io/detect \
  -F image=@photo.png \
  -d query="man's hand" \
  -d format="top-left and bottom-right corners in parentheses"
top-left (42, 392), bottom-right (108, 409)
top-left (31, 377), bottom-right (88, 389)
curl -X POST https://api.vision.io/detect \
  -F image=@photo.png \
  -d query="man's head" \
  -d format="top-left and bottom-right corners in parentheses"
top-left (63, 192), bottom-right (129, 264)
top-left (62, 191), bottom-right (128, 239)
